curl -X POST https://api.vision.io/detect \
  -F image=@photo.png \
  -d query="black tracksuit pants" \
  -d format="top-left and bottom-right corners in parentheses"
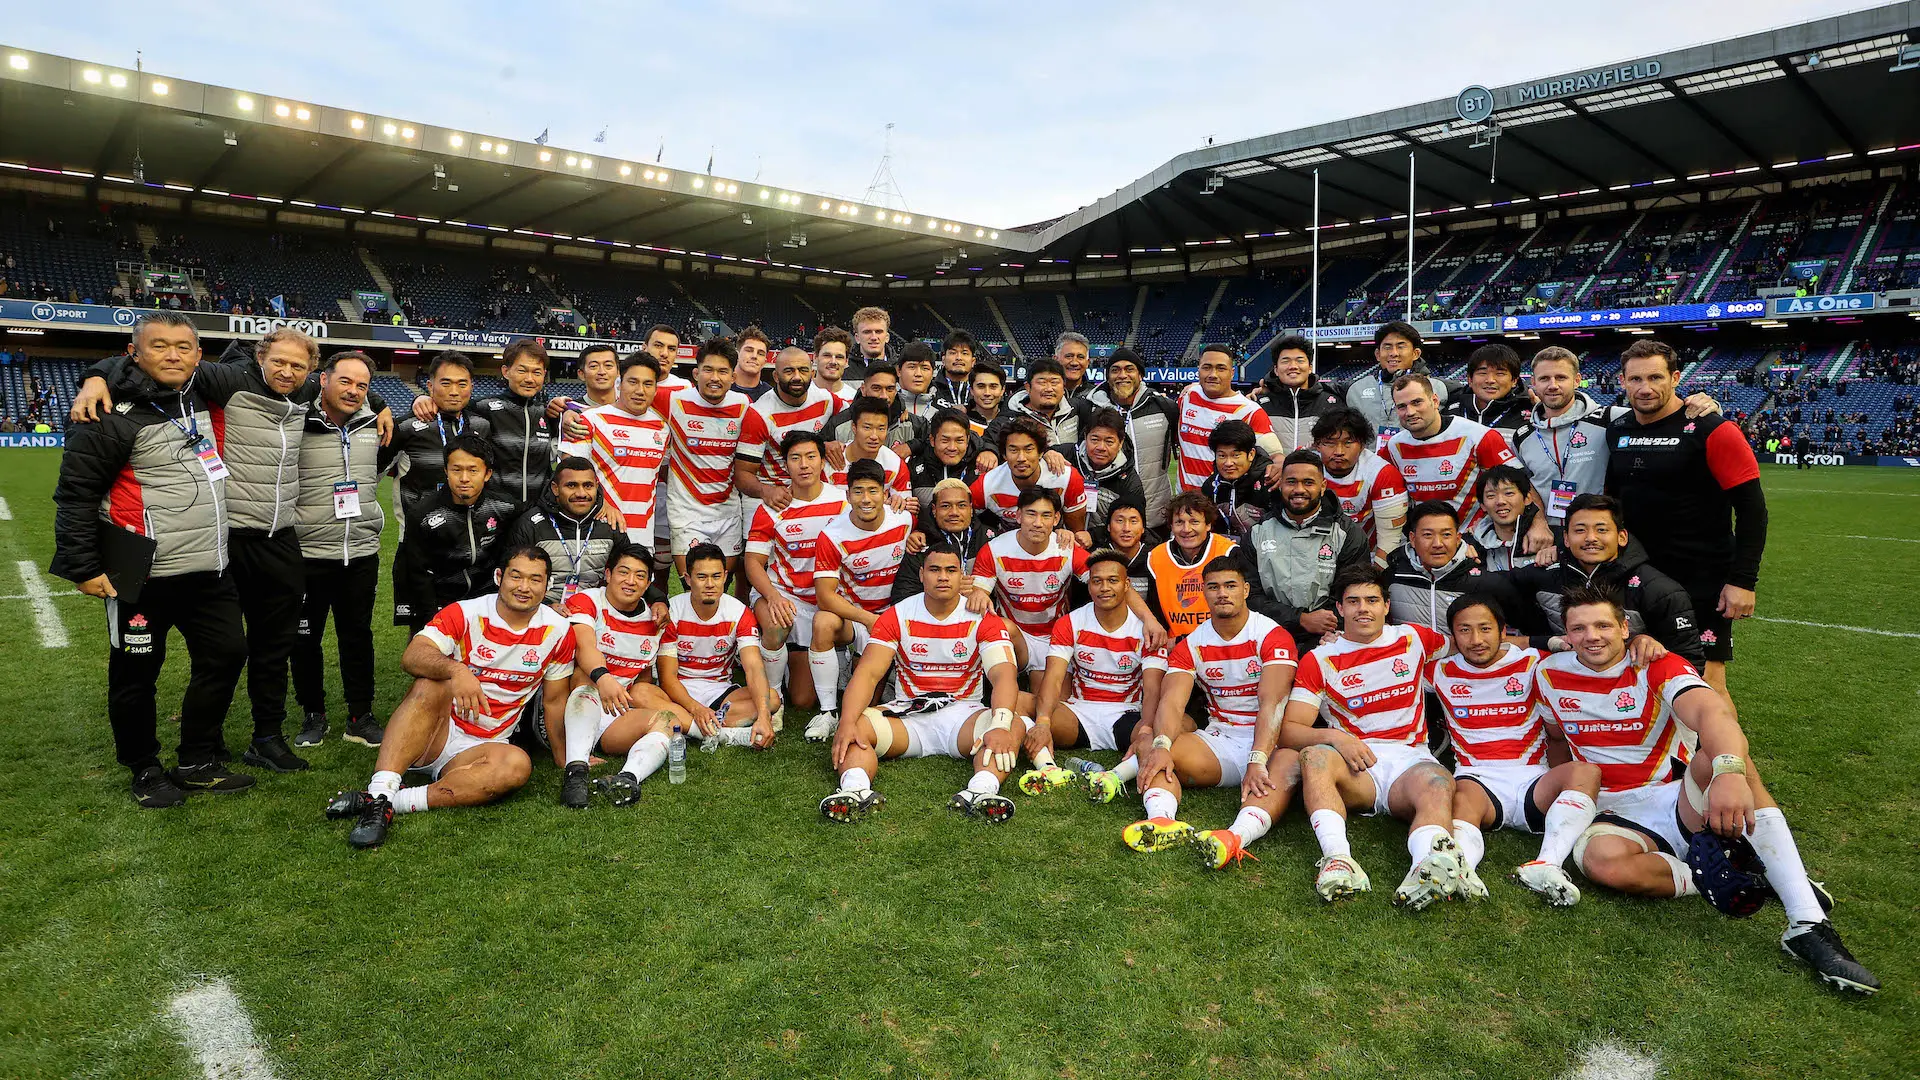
top-left (229, 528), bottom-right (305, 739)
top-left (292, 555), bottom-right (379, 718)
top-left (106, 570), bottom-right (247, 771)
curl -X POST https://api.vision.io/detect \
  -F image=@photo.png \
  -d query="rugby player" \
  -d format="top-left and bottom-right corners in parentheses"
top-left (1536, 588), bottom-right (1877, 994)
top-left (972, 416), bottom-right (1089, 533)
top-left (734, 345), bottom-right (838, 548)
top-left (1385, 372), bottom-right (1543, 543)
top-left (1174, 344), bottom-right (1283, 492)
top-left (325, 547), bottom-right (574, 848)
top-left (1281, 565), bottom-right (1464, 909)
top-left (825, 395), bottom-right (911, 506)
top-left (554, 346), bottom-right (621, 462)
top-left (553, 539), bottom-right (695, 808)
top-left (822, 543), bottom-right (1034, 824)
top-left (1020, 550), bottom-right (1169, 797)
top-left (663, 338), bottom-right (754, 582)
top-left (812, 326), bottom-right (856, 404)
top-left (1312, 407), bottom-right (1408, 567)
top-left (970, 488), bottom-right (1099, 673)
top-left (806, 459), bottom-right (914, 739)
top-left (1429, 594), bottom-right (1602, 906)
top-left (656, 543), bottom-right (778, 750)
top-left (742, 430), bottom-right (846, 715)
top-left (1122, 556), bottom-right (1301, 871)
top-left (583, 353), bottom-right (670, 545)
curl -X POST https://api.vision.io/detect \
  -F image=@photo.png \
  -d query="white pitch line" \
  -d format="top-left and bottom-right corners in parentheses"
top-left (14, 560), bottom-right (68, 648)
top-left (1755, 616), bottom-right (1920, 640)
top-left (1769, 487), bottom-right (1920, 498)
top-left (1830, 534), bottom-right (1920, 544)
top-left (0, 495), bottom-right (10, 520)
top-left (0, 590), bottom-right (79, 601)
top-left (166, 979), bottom-right (283, 1080)
top-left (1560, 1040), bottom-right (1661, 1080)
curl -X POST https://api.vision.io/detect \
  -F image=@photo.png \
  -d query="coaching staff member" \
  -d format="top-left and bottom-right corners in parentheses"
top-left (51, 313), bottom-right (253, 807)
top-left (1606, 338), bottom-right (1765, 713)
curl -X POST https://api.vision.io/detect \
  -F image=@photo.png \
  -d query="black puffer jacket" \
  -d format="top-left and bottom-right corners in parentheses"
top-left (1475, 535), bottom-right (1704, 667)
top-left (389, 409), bottom-right (494, 510)
top-left (475, 391), bottom-right (558, 506)
top-left (1446, 384), bottom-right (1532, 437)
top-left (1259, 375), bottom-right (1345, 454)
top-left (1075, 443), bottom-right (1145, 536)
top-left (402, 485), bottom-right (522, 618)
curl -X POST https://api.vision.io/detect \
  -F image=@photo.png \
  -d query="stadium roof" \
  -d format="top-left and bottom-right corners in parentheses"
top-left (0, 4), bottom-right (1916, 283)
top-left (1020, 3), bottom-right (1920, 265)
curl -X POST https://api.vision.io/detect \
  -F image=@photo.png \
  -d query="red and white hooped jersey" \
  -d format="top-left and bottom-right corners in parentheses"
top-left (971, 462), bottom-right (1089, 530)
top-left (659, 593), bottom-right (761, 682)
top-left (1167, 612), bottom-right (1296, 729)
top-left (1290, 623), bottom-right (1446, 746)
top-left (737, 385), bottom-right (839, 487)
top-left (664, 386), bottom-right (753, 508)
top-left (565, 587), bottom-right (664, 686)
top-left (868, 594), bottom-right (1012, 700)
top-left (1385, 416), bottom-right (1515, 530)
top-left (1175, 385), bottom-right (1274, 491)
top-left (972, 532), bottom-right (1090, 640)
top-left (1049, 604), bottom-right (1169, 705)
top-left (812, 507), bottom-right (913, 613)
top-left (824, 446), bottom-right (910, 497)
top-left (746, 486), bottom-right (846, 605)
top-left (419, 597), bottom-right (576, 739)
top-left (1426, 646), bottom-right (1545, 768)
top-left (1533, 651), bottom-right (1708, 793)
top-left (584, 404), bottom-right (668, 535)
top-left (1324, 449), bottom-right (1409, 548)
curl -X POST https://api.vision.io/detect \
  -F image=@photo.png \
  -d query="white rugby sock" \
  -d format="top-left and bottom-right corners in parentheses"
top-left (392, 786), bottom-right (430, 814)
top-left (1310, 808), bottom-right (1351, 859)
top-left (1408, 823), bottom-right (1449, 867)
top-left (1656, 852), bottom-right (1698, 897)
top-left (368, 770), bottom-right (403, 799)
top-left (838, 766), bottom-right (872, 793)
top-left (1110, 755), bottom-right (1140, 783)
top-left (1749, 807), bottom-right (1826, 926)
top-left (1142, 787), bottom-right (1179, 821)
top-left (808, 649), bottom-right (840, 712)
top-left (563, 703), bottom-right (599, 767)
top-left (1229, 806), bottom-right (1272, 847)
top-left (1537, 791), bottom-right (1598, 867)
top-left (966, 770), bottom-right (1001, 797)
top-left (623, 731), bottom-right (670, 782)
top-left (1452, 820), bottom-right (1485, 871)
top-left (761, 645), bottom-right (789, 700)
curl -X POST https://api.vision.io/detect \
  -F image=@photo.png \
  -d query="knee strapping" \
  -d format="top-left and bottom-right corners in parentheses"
top-left (1572, 822), bottom-right (1654, 875)
top-left (863, 708), bottom-right (893, 756)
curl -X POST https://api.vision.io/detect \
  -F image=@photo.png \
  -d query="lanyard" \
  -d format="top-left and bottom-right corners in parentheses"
top-left (549, 517), bottom-right (585, 582)
top-left (1533, 423), bottom-right (1569, 479)
top-left (155, 401), bottom-right (199, 442)
top-left (435, 413), bottom-right (467, 446)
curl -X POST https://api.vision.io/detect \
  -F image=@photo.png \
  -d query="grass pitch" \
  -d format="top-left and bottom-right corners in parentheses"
top-left (0, 454), bottom-right (1914, 1079)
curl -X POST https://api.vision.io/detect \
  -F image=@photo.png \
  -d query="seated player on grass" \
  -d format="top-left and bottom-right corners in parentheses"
top-left (325, 546), bottom-right (574, 849)
top-left (1122, 557), bottom-right (1302, 872)
top-left (821, 543), bottom-right (1037, 825)
top-left (551, 539), bottom-right (696, 808)
top-left (657, 543), bottom-right (779, 753)
top-left (1534, 587), bottom-right (1879, 995)
top-left (1280, 565), bottom-right (1465, 910)
top-left (1019, 550), bottom-right (1169, 798)
top-left (1428, 593), bottom-right (1602, 906)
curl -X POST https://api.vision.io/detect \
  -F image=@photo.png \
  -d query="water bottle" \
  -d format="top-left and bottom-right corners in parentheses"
top-left (700, 702), bottom-right (732, 753)
top-left (667, 725), bottom-right (687, 783)
top-left (1065, 756), bottom-right (1102, 774)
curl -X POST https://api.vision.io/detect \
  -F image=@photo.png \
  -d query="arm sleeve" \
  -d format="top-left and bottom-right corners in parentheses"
top-left (869, 607), bottom-right (902, 648)
top-left (48, 422), bottom-right (128, 583)
top-left (1723, 478), bottom-right (1767, 590)
top-left (418, 603), bottom-right (466, 656)
top-left (745, 506), bottom-right (777, 556)
top-left (1063, 470), bottom-right (1088, 515)
top-left (970, 543), bottom-right (996, 593)
top-left (1047, 615), bottom-right (1076, 660)
top-left (1166, 637), bottom-right (1195, 675)
top-left (1478, 428), bottom-right (1517, 468)
top-left (564, 590), bottom-right (598, 626)
top-left (812, 534), bottom-right (843, 580)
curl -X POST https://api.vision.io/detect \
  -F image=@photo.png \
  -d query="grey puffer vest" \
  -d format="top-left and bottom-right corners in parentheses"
top-left (296, 405), bottom-right (385, 563)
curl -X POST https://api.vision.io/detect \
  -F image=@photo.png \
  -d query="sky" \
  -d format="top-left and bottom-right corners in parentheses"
top-left (4, 0), bottom-right (1889, 228)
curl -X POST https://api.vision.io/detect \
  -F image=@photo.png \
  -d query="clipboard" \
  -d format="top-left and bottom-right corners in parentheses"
top-left (97, 525), bottom-right (158, 605)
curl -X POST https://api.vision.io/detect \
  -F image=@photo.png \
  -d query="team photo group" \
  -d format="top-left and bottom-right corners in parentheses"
top-left (48, 305), bottom-right (1880, 1001)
